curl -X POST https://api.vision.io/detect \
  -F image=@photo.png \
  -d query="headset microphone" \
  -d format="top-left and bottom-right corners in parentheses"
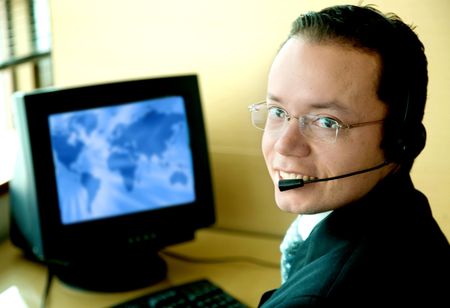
top-left (278, 161), bottom-right (390, 192)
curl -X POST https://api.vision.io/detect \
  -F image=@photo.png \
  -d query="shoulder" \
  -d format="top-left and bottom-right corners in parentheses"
top-left (262, 235), bottom-right (449, 307)
top-left (259, 239), bottom-right (363, 307)
top-left (260, 232), bottom-right (361, 304)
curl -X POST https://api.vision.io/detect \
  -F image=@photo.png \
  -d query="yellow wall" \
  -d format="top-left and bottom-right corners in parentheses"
top-left (49, 0), bottom-right (450, 238)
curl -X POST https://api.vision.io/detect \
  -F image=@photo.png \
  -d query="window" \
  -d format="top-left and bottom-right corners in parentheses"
top-left (0, 0), bottom-right (52, 184)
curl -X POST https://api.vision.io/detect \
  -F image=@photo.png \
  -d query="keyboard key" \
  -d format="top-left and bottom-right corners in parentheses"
top-left (110, 279), bottom-right (248, 308)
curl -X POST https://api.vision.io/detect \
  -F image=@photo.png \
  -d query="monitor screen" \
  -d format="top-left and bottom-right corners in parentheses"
top-left (9, 75), bottom-right (215, 292)
top-left (48, 96), bottom-right (195, 225)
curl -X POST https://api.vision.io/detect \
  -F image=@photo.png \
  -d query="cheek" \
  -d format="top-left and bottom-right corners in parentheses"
top-left (340, 127), bottom-right (385, 164)
top-left (261, 132), bottom-right (272, 162)
top-left (357, 131), bottom-right (386, 163)
top-left (261, 133), bottom-right (276, 179)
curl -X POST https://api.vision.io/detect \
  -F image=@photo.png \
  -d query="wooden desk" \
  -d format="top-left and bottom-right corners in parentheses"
top-left (0, 228), bottom-right (282, 308)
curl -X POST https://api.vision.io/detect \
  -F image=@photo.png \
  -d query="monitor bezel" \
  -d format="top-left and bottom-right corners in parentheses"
top-left (22, 74), bottom-right (215, 261)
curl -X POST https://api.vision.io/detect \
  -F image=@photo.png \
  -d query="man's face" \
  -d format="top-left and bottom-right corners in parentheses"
top-left (263, 37), bottom-right (394, 214)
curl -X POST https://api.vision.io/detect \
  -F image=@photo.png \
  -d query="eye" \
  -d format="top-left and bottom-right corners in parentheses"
top-left (268, 106), bottom-right (288, 120)
top-left (314, 116), bottom-right (341, 129)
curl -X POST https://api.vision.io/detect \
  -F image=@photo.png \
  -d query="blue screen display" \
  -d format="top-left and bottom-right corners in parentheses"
top-left (48, 96), bottom-right (195, 225)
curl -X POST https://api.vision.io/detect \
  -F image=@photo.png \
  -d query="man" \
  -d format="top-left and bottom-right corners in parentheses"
top-left (249, 5), bottom-right (450, 307)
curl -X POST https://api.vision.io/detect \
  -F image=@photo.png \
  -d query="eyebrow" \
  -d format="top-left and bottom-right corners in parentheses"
top-left (266, 93), bottom-right (352, 115)
top-left (266, 93), bottom-right (281, 103)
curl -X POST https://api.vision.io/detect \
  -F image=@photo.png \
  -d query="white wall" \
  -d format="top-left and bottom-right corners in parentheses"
top-left (49, 0), bottom-right (450, 237)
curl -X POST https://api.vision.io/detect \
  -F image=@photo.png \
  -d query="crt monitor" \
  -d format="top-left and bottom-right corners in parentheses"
top-left (9, 74), bottom-right (215, 292)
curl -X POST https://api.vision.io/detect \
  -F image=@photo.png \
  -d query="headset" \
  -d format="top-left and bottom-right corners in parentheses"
top-left (384, 91), bottom-right (427, 164)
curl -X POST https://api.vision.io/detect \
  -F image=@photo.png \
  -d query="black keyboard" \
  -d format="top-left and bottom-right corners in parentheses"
top-left (110, 279), bottom-right (249, 308)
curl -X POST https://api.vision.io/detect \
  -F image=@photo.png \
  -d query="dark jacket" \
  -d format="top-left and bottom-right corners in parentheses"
top-left (259, 172), bottom-right (450, 307)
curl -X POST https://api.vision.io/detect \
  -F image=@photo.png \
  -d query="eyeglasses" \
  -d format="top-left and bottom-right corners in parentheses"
top-left (248, 101), bottom-right (384, 144)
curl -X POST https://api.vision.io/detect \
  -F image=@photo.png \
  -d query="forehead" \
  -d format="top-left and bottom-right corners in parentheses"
top-left (268, 37), bottom-right (386, 119)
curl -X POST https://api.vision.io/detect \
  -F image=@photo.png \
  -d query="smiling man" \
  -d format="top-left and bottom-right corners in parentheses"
top-left (249, 5), bottom-right (450, 307)
top-left (264, 38), bottom-right (391, 214)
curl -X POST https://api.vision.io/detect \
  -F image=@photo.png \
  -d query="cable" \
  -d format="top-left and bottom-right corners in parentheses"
top-left (40, 267), bottom-right (54, 308)
top-left (161, 250), bottom-right (280, 269)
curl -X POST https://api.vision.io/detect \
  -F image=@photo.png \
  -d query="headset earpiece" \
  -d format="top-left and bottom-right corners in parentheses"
top-left (385, 90), bottom-right (426, 164)
top-left (390, 121), bottom-right (426, 163)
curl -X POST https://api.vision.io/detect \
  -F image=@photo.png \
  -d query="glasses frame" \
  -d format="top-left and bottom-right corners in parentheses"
top-left (248, 101), bottom-right (384, 143)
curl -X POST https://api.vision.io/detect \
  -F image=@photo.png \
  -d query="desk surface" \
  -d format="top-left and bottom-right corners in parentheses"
top-left (0, 228), bottom-right (282, 308)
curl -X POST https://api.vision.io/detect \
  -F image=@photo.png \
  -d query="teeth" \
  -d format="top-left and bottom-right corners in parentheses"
top-left (279, 171), bottom-right (318, 181)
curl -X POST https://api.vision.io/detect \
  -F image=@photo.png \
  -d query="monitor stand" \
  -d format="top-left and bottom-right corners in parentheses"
top-left (50, 250), bottom-right (167, 292)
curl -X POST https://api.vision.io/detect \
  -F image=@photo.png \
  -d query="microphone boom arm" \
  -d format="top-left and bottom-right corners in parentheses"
top-left (278, 161), bottom-right (390, 192)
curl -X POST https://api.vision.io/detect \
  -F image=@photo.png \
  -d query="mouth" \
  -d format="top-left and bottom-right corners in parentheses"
top-left (278, 170), bottom-right (318, 182)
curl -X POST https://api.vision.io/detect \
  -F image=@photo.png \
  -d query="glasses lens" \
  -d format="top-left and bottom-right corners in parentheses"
top-left (266, 106), bottom-right (291, 133)
top-left (301, 115), bottom-right (339, 143)
top-left (249, 103), bottom-right (268, 130)
top-left (249, 103), bottom-right (340, 143)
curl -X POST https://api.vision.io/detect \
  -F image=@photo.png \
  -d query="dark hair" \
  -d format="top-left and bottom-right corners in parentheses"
top-left (288, 5), bottom-right (428, 169)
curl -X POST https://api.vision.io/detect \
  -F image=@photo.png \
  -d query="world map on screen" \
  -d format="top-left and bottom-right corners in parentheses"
top-left (48, 96), bottom-right (195, 225)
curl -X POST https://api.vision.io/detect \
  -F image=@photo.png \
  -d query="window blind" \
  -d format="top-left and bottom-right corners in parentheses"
top-left (0, 0), bottom-right (52, 129)
top-left (0, 0), bottom-right (52, 184)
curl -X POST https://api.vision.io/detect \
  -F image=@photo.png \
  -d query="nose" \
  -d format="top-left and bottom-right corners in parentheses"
top-left (273, 118), bottom-right (311, 157)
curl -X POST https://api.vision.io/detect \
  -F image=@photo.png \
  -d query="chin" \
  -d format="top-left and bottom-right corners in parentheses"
top-left (276, 203), bottom-right (298, 214)
top-left (274, 190), bottom-right (308, 214)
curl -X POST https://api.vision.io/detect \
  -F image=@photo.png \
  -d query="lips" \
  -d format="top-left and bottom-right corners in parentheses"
top-left (279, 170), bottom-right (318, 181)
